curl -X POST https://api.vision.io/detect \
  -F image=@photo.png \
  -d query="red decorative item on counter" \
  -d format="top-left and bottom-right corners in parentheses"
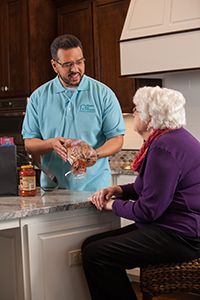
top-left (0, 137), bottom-right (14, 145)
top-left (19, 165), bottom-right (36, 196)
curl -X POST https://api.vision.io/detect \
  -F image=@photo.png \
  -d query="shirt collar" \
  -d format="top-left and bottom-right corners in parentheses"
top-left (53, 75), bottom-right (89, 94)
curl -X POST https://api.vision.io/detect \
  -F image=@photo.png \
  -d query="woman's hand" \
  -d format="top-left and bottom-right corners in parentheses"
top-left (103, 199), bottom-right (115, 211)
top-left (89, 185), bottom-right (123, 211)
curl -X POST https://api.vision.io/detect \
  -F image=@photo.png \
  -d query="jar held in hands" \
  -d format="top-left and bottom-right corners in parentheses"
top-left (64, 139), bottom-right (97, 178)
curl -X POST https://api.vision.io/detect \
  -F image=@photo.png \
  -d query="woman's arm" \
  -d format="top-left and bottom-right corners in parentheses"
top-left (112, 147), bottom-right (180, 222)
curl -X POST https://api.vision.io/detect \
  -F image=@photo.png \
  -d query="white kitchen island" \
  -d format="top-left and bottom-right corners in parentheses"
top-left (0, 189), bottom-right (120, 300)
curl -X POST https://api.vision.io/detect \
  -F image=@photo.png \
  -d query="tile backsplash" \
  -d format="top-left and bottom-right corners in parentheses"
top-left (109, 149), bottom-right (138, 171)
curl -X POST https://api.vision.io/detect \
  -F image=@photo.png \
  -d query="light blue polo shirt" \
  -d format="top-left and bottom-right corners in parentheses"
top-left (22, 75), bottom-right (125, 191)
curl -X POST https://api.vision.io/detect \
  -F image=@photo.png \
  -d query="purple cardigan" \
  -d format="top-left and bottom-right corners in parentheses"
top-left (112, 128), bottom-right (200, 237)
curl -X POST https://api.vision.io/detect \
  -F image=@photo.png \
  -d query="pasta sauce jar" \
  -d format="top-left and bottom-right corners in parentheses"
top-left (19, 165), bottom-right (36, 196)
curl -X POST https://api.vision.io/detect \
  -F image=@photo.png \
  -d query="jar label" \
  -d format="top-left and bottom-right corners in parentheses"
top-left (20, 176), bottom-right (36, 191)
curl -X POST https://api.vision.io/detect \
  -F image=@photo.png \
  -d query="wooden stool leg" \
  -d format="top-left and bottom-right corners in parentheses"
top-left (142, 292), bottom-right (153, 300)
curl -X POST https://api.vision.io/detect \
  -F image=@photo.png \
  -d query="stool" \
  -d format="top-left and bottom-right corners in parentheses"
top-left (140, 258), bottom-right (200, 300)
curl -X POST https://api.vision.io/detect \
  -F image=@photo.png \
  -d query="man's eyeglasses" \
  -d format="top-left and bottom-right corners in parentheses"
top-left (54, 57), bottom-right (86, 69)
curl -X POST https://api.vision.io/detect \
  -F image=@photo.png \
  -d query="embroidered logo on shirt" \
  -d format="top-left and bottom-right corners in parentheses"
top-left (80, 104), bottom-right (95, 113)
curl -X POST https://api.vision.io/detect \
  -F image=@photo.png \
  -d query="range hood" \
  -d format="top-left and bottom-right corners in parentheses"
top-left (120, 0), bottom-right (200, 77)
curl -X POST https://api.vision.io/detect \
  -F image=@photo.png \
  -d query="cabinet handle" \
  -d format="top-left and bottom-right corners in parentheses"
top-left (0, 86), bottom-right (9, 92)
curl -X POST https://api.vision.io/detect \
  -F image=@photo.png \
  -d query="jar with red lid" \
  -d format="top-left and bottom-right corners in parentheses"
top-left (19, 165), bottom-right (36, 196)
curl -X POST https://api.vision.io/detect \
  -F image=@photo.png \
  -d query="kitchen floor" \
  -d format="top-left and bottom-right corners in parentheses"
top-left (132, 281), bottom-right (200, 299)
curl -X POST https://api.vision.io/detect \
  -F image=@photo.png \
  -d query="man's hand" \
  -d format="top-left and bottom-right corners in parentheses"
top-left (50, 137), bottom-right (68, 161)
top-left (24, 137), bottom-right (68, 159)
top-left (63, 139), bottom-right (97, 174)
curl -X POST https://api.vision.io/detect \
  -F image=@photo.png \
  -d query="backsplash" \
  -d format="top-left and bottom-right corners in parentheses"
top-left (109, 149), bottom-right (138, 172)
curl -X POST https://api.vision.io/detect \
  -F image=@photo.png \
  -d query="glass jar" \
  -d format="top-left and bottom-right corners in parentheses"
top-left (19, 165), bottom-right (36, 196)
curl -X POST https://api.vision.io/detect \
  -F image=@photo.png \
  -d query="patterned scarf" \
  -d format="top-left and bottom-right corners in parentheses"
top-left (132, 128), bottom-right (173, 172)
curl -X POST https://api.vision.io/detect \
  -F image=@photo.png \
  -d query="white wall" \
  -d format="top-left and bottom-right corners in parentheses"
top-left (163, 70), bottom-right (200, 141)
top-left (123, 70), bottom-right (200, 149)
top-left (123, 114), bottom-right (143, 149)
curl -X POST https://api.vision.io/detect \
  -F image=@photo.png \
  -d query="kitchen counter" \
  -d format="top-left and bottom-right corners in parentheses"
top-left (0, 189), bottom-right (120, 300)
top-left (111, 168), bottom-right (138, 176)
top-left (0, 189), bottom-right (93, 223)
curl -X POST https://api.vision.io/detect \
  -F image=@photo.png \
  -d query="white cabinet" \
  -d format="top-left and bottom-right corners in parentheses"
top-left (21, 208), bottom-right (120, 300)
top-left (0, 228), bottom-right (24, 300)
top-left (120, 1), bottom-right (200, 75)
top-left (111, 173), bottom-right (140, 281)
top-left (121, 0), bottom-right (200, 40)
top-left (112, 174), bottom-right (136, 186)
top-left (112, 173), bottom-right (137, 226)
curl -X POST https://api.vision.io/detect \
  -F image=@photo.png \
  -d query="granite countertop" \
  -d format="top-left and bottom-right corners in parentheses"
top-left (0, 148), bottom-right (139, 224)
top-left (111, 169), bottom-right (137, 176)
top-left (0, 189), bottom-right (94, 222)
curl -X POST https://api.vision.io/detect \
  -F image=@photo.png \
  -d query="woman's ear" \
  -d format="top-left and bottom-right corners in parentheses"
top-left (146, 118), bottom-right (152, 131)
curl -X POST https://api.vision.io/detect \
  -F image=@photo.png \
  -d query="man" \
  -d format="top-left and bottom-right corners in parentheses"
top-left (22, 34), bottom-right (125, 191)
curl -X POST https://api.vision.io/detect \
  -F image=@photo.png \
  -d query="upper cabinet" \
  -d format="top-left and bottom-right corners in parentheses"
top-left (93, 0), bottom-right (134, 113)
top-left (121, 0), bottom-right (200, 40)
top-left (0, 0), bottom-right (29, 97)
top-left (0, 0), bottom-right (134, 111)
top-left (0, 0), bottom-right (56, 99)
top-left (56, 0), bottom-right (134, 112)
top-left (120, 0), bottom-right (200, 76)
top-left (56, 1), bottom-right (95, 78)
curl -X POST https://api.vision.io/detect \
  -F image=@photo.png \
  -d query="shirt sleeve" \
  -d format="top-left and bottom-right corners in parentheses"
top-left (112, 146), bottom-right (181, 222)
top-left (21, 93), bottom-right (42, 139)
top-left (102, 90), bottom-right (125, 139)
top-left (120, 183), bottom-right (139, 200)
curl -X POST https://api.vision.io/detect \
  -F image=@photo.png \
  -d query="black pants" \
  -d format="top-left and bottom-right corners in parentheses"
top-left (81, 223), bottom-right (200, 300)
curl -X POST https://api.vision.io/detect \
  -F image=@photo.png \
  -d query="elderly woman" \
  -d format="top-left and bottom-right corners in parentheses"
top-left (81, 86), bottom-right (200, 300)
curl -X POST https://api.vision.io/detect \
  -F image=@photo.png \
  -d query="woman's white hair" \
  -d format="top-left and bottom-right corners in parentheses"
top-left (133, 86), bottom-right (186, 129)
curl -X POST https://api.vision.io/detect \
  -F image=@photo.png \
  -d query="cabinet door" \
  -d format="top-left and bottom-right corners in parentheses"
top-left (28, 0), bottom-right (57, 92)
top-left (0, 1), bottom-right (7, 92)
top-left (57, 1), bottom-right (95, 77)
top-left (93, 0), bottom-right (135, 112)
top-left (56, 0), bottom-right (134, 112)
top-left (21, 210), bottom-right (120, 300)
top-left (0, 0), bottom-right (29, 98)
top-left (0, 228), bottom-right (24, 300)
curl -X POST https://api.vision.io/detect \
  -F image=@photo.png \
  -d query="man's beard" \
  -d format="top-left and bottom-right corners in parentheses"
top-left (58, 72), bottom-right (83, 87)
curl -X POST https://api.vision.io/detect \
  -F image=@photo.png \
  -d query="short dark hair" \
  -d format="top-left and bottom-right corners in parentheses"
top-left (50, 34), bottom-right (83, 59)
